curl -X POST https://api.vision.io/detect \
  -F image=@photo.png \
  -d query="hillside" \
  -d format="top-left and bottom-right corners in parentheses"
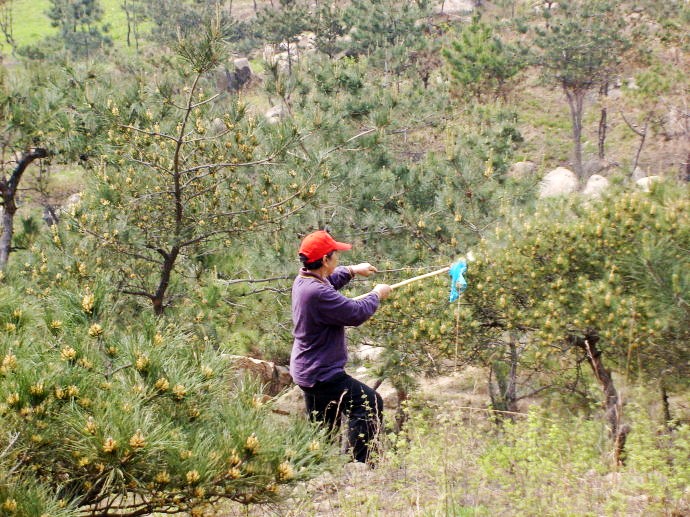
top-left (0, 1), bottom-right (688, 515)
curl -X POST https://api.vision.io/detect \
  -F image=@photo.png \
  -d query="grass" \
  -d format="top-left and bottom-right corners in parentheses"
top-left (3, 0), bottom-right (138, 54)
top-left (2, 0), bottom-right (270, 55)
top-left (215, 394), bottom-right (690, 516)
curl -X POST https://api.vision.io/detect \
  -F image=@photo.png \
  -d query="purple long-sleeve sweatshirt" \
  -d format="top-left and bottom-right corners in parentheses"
top-left (290, 266), bottom-right (380, 388)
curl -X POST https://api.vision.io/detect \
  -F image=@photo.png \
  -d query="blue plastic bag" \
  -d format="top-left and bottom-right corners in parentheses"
top-left (449, 259), bottom-right (467, 302)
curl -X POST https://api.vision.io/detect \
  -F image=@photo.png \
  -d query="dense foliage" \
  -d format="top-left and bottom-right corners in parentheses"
top-left (0, 0), bottom-right (688, 514)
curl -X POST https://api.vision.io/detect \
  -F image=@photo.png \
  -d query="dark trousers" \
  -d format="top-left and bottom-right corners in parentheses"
top-left (300, 372), bottom-right (383, 463)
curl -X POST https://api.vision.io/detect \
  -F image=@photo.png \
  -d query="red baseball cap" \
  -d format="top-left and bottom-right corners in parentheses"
top-left (299, 230), bottom-right (352, 262)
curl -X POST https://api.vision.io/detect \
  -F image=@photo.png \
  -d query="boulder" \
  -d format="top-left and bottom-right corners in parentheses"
top-left (582, 158), bottom-right (607, 177)
top-left (533, 2), bottom-right (560, 14)
top-left (210, 117), bottom-right (226, 135)
top-left (223, 58), bottom-right (253, 92)
top-left (507, 160), bottom-right (536, 180)
top-left (667, 106), bottom-right (685, 135)
top-left (264, 49), bottom-right (291, 73)
top-left (353, 366), bottom-right (398, 409)
top-left (436, 0), bottom-right (475, 15)
top-left (538, 167), bottom-right (578, 198)
top-left (65, 192), bottom-right (82, 207)
top-left (582, 174), bottom-right (610, 198)
top-left (352, 344), bottom-right (385, 363)
top-left (635, 175), bottom-right (661, 192)
top-left (631, 166), bottom-right (648, 182)
top-left (55, 192), bottom-right (83, 220)
top-left (296, 31), bottom-right (316, 51)
top-left (273, 385), bottom-right (304, 417)
top-left (233, 58), bottom-right (252, 85)
top-left (221, 354), bottom-right (292, 396)
top-left (265, 105), bottom-right (286, 124)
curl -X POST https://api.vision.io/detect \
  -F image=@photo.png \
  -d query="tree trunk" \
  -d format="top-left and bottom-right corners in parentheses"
top-left (572, 331), bottom-right (630, 465)
top-left (0, 205), bottom-right (15, 269)
top-left (286, 42), bottom-right (292, 75)
top-left (124, 0), bottom-right (132, 47)
top-left (394, 387), bottom-right (408, 432)
top-left (632, 122), bottom-right (647, 175)
top-left (507, 340), bottom-right (518, 413)
top-left (565, 87), bottom-right (586, 179)
top-left (152, 246), bottom-right (179, 315)
top-left (598, 82), bottom-right (608, 160)
top-left (488, 339), bottom-right (519, 419)
top-left (0, 148), bottom-right (48, 270)
top-left (621, 111), bottom-right (648, 175)
top-left (660, 380), bottom-right (672, 428)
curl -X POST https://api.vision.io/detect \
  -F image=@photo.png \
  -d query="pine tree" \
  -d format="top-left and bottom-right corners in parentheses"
top-left (443, 15), bottom-right (524, 101)
top-left (46, 0), bottom-right (112, 58)
top-left (530, 0), bottom-right (629, 178)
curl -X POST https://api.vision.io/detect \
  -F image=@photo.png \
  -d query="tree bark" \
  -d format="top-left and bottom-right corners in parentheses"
top-left (660, 380), bottom-right (672, 428)
top-left (488, 339), bottom-right (519, 419)
top-left (571, 331), bottom-right (630, 465)
top-left (564, 87), bottom-right (586, 179)
top-left (394, 387), bottom-right (408, 433)
top-left (152, 246), bottom-right (179, 315)
top-left (123, 0), bottom-right (132, 47)
top-left (620, 111), bottom-right (648, 175)
top-left (598, 82), bottom-right (608, 160)
top-left (0, 148), bottom-right (48, 270)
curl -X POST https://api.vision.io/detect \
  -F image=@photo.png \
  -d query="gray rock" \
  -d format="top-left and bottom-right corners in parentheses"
top-left (539, 167), bottom-right (578, 198)
top-left (296, 31), bottom-right (316, 51)
top-left (507, 160), bottom-right (536, 180)
top-left (631, 166), bottom-right (648, 181)
top-left (436, 0), bottom-right (475, 15)
top-left (582, 174), bottom-right (610, 198)
top-left (234, 57), bottom-right (250, 72)
top-left (224, 58), bottom-right (253, 92)
top-left (635, 175), bottom-right (661, 192)
top-left (353, 344), bottom-right (385, 362)
top-left (210, 118), bottom-right (226, 135)
top-left (583, 158), bottom-right (607, 177)
top-left (265, 105), bottom-right (286, 124)
top-left (273, 385), bottom-right (304, 417)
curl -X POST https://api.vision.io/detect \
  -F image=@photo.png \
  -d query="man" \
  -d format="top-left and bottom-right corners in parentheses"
top-left (290, 230), bottom-right (392, 464)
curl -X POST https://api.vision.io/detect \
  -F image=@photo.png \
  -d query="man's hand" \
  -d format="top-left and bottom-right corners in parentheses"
top-left (350, 263), bottom-right (378, 277)
top-left (372, 284), bottom-right (392, 300)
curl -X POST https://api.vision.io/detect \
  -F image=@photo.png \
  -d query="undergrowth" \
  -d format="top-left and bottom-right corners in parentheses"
top-left (224, 395), bottom-right (690, 516)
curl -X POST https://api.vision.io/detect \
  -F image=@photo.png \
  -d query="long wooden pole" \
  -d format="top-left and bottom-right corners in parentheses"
top-left (353, 266), bottom-right (450, 300)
